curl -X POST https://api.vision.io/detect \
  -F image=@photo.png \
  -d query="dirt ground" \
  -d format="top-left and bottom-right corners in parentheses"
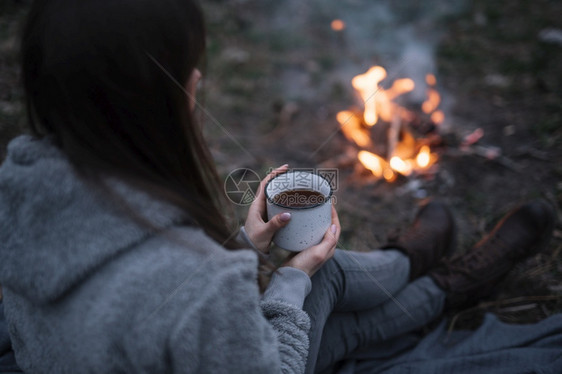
top-left (1, 0), bottom-right (561, 327)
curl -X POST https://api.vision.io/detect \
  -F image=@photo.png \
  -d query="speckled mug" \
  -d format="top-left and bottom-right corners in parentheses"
top-left (265, 171), bottom-right (333, 252)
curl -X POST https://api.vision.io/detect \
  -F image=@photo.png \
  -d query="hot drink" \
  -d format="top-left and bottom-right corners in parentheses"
top-left (265, 171), bottom-right (333, 251)
top-left (273, 189), bottom-right (326, 208)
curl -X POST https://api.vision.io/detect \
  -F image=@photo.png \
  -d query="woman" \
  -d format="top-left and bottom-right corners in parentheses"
top-left (0, 0), bottom-right (554, 373)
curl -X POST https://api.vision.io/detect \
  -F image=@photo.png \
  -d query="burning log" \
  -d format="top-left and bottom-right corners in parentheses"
top-left (336, 65), bottom-right (443, 182)
top-left (331, 64), bottom-right (525, 187)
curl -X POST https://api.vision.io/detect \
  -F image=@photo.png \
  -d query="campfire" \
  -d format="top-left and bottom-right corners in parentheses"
top-left (336, 65), bottom-right (444, 183)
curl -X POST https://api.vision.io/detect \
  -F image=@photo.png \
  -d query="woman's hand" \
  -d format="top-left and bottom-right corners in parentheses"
top-left (244, 164), bottom-right (292, 253)
top-left (285, 206), bottom-right (340, 277)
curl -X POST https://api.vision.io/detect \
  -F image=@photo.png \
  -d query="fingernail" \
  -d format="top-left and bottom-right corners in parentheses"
top-left (280, 164), bottom-right (289, 168)
top-left (331, 224), bottom-right (337, 234)
top-left (280, 212), bottom-right (292, 222)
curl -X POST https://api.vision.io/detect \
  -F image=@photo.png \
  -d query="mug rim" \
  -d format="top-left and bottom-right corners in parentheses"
top-left (264, 171), bottom-right (333, 210)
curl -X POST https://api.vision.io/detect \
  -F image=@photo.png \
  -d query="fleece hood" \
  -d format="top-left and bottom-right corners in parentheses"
top-left (0, 135), bottom-right (186, 304)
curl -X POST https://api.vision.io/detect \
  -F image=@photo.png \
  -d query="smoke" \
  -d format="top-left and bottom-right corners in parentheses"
top-left (257, 0), bottom-right (468, 107)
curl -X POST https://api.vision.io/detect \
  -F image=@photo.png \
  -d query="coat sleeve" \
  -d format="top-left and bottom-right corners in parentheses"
top-left (164, 258), bottom-right (311, 374)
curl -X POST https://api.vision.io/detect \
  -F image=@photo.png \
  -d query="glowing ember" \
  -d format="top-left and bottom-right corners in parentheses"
top-left (337, 65), bottom-right (443, 182)
top-left (331, 19), bottom-right (346, 31)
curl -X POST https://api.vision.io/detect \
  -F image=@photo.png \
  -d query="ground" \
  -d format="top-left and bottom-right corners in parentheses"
top-left (1, 0), bottom-right (561, 328)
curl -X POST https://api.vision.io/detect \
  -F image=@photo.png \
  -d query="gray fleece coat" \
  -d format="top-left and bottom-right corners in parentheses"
top-left (0, 135), bottom-right (312, 373)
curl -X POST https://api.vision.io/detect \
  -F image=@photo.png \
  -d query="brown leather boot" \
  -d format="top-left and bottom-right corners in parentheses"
top-left (384, 199), bottom-right (456, 281)
top-left (428, 199), bottom-right (556, 310)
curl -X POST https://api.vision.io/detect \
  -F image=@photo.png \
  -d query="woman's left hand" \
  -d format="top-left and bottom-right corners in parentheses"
top-left (244, 164), bottom-right (291, 253)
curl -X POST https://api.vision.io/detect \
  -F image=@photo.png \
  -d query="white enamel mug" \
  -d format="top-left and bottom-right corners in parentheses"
top-left (265, 171), bottom-right (333, 252)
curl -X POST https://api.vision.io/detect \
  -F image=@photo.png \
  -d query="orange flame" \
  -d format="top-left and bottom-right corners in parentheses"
top-left (422, 89), bottom-right (440, 114)
top-left (358, 150), bottom-right (385, 178)
top-left (380, 79), bottom-right (415, 123)
top-left (386, 78), bottom-right (416, 101)
top-left (351, 66), bottom-right (387, 126)
top-left (416, 145), bottom-right (431, 168)
top-left (431, 110), bottom-right (444, 124)
top-left (342, 66), bottom-right (443, 182)
top-left (390, 156), bottom-right (413, 176)
top-left (351, 67), bottom-right (416, 127)
top-left (426, 73), bottom-right (437, 86)
top-left (386, 145), bottom-right (436, 178)
top-left (337, 111), bottom-right (372, 148)
top-left (331, 19), bottom-right (346, 31)
top-left (383, 168), bottom-right (396, 182)
top-left (423, 73), bottom-right (445, 125)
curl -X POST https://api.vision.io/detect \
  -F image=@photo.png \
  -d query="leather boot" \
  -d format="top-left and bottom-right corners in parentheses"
top-left (384, 199), bottom-right (456, 281)
top-left (428, 199), bottom-right (556, 309)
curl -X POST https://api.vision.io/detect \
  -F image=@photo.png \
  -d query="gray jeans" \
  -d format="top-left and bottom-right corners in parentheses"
top-left (303, 249), bottom-right (446, 373)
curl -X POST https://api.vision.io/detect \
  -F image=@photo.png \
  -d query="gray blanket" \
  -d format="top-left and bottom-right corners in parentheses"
top-left (337, 312), bottom-right (562, 374)
top-left (0, 302), bottom-right (21, 373)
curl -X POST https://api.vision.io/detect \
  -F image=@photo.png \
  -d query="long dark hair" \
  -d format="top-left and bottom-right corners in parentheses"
top-left (21, 0), bottom-right (241, 248)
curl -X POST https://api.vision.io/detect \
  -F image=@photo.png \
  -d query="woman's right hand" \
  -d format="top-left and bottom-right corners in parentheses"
top-left (284, 206), bottom-right (340, 277)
